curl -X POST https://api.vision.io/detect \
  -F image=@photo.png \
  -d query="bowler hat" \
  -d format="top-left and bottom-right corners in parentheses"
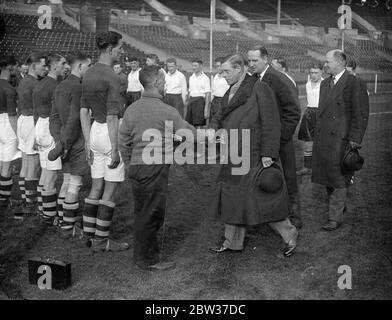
top-left (255, 162), bottom-right (284, 194)
top-left (341, 148), bottom-right (364, 174)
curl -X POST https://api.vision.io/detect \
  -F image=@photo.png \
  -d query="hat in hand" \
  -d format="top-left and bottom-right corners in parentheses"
top-left (341, 148), bottom-right (364, 174)
top-left (48, 142), bottom-right (64, 161)
top-left (255, 162), bottom-right (284, 194)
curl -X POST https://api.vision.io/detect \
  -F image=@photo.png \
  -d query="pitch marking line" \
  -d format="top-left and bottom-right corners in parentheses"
top-left (369, 111), bottom-right (392, 116)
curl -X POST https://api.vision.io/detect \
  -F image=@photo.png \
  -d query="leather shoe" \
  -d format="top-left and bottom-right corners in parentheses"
top-left (209, 246), bottom-right (241, 253)
top-left (283, 230), bottom-right (298, 257)
top-left (321, 220), bottom-right (341, 231)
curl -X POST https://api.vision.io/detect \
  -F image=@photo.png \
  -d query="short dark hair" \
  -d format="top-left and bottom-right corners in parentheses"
top-left (273, 57), bottom-right (287, 70)
top-left (25, 52), bottom-right (47, 66)
top-left (347, 59), bottom-right (357, 70)
top-left (0, 55), bottom-right (16, 69)
top-left (333, 50), bottom-right (347, 66)
top-left (129, 56), bottom-right (138, 63)
top-left (139, 65), bottom-right (161, 88)
top-left (146, 53), bottom-right (158, 63)
top-left (223, 54), bottom-right (247, 69)
top-left (67, 51), bottom-right (88, 66)
top-left (96, 31), bottom-right (122, 52)
top-left (113, 61), bottom-right (121, 67)
top-left (214, 57), bottom-right (225, 64)
top-left (46, 53), bottom-right (64, 70)
top-left (166, 57), bottom-right (177, 65)
top-left (250, 45), bottom-right (269, 58)
top-left (309, 62), bottom-right (323, 70)
top-left (191, 58), bottom-right (203, 65)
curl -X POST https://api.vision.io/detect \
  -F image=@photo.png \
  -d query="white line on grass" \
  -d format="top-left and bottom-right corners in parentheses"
top-left (369, 111), bottom-right (392, 116)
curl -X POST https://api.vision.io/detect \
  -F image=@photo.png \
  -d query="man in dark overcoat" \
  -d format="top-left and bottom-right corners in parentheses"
top-left (207, 54), bottom-right (298, 257)
top-left (247, 46), bottom-right (302, 229)
top-left (312, 50), bottom-right (369, 231)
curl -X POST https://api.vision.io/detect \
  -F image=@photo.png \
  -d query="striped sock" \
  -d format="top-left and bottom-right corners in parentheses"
top-left (94, 200), bottom-right (115, 240)
top-left (0, 176), bottom-right (13, 204)
top-left (57, 196), bottom-right (65, 222)
top-left (37, 185), bottom-right (44, 213)
top-left (41, 189), bottom-right (57, 223)
top-left (82, 198), bottom-right (99, 238)
top-left (18, 177), bottom-right (26, 203)
top-left (61, 201), bottom-right (79, 231)
top-left (25, 179), bottom-right (38, 205)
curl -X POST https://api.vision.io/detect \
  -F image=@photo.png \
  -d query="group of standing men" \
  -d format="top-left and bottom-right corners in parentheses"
top-left (0, 32), bottom-right (131, 255)
top-left (0, 29), bottom-right (369, 270)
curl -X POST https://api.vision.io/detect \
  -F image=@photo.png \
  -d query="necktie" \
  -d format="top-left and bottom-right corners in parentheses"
top-left (330, 76), bottom-right (335, 89)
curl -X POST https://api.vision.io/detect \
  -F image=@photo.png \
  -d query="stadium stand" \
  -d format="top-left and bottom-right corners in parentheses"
top-left (0, 13), bottom-right (145, 63)
top-left (112, 22), bottom-right (321, 71)
top-left (1, 0), bottom-right (392, 72)
top-left (352, 2), bottom-right (392, 31)
top-left (64, 0), bottom-right (163, 21)
top-left (159, 0), bottom-right (227, 19)
top-left (222, 0), bottom-right (277, 22)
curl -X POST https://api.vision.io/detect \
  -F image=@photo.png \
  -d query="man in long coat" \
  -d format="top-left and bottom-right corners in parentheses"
top-left (207, 54), bottom-right (298, 257)
top-left (312, 50), bottom-right (369, 231)
top-left (247, 46), bottom-right (302, 229)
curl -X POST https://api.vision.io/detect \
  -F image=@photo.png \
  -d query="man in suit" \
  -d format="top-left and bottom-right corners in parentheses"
top-left (271, 57), bottom-right (297, 88)
top-left (207, 54), bottom-right (298, 257)
top-left (312, 50), bottom-right (369, 231)
top-left (247, 46), bottom-right (302, 229)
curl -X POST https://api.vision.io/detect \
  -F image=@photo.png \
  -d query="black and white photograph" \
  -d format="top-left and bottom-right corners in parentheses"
top-left (0, 0), bottom-right (391, 304)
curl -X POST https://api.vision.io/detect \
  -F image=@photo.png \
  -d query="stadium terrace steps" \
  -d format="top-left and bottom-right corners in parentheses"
top-left (112, 22), bottom-right (321, 71)
top-left (0, 13), bottom-right (145, 63)
top-left (159, 0), bottom-right (227, 20)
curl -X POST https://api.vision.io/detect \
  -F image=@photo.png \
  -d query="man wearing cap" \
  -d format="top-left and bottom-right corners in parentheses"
top-left (312, 50), bottom-right (369, 231)
top-left (207, 54), bottom-right (298, 257)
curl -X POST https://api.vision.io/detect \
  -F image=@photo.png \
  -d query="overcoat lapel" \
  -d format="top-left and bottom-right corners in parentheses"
top-left (220, 74), bottom-right (255, 120)
top-left (318, 71), bottom-right (349, 116)
top-left (331, 70), bottom-right (349, 99)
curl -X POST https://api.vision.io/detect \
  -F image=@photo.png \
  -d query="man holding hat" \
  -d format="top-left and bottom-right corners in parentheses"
top-left (207, 54), bottom-right (298, 257)
top-left (312, 50), bottom-right (369, 231)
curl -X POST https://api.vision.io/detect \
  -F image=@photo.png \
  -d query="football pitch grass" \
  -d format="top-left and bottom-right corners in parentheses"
top-left (1, 94), bottom-right (391, 300)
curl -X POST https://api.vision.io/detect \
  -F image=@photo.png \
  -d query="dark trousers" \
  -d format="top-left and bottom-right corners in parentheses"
top-left (164, 93), bottom-right (184, 118)
top-left (126, 91), bottom-right (141, 108)
top-left (210, 97), bottom-right (223, 119)
top-left (129, 164), bottom-right (170, 268)
top-left (186, 97), bottom-right (205, 126)
top-left (280, 138), bottom-right (300, 220)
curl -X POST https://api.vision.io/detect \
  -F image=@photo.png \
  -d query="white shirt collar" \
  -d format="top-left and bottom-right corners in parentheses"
top-left (167, 70), bottom-right (177, 76)
top-left (130, 68), bottom-right (141, 74)
top-left (215, 72), bottom-right (224, 79)
top-left (333, 69), bottom-right (345, 84)
top-left (259, 65), bottom-right (269, 80)
top-left (193, 72), bottom-right (205, 78)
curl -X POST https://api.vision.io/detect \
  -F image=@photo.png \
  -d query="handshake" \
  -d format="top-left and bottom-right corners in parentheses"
top-left (172, 129), bottom-right (225, 145)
